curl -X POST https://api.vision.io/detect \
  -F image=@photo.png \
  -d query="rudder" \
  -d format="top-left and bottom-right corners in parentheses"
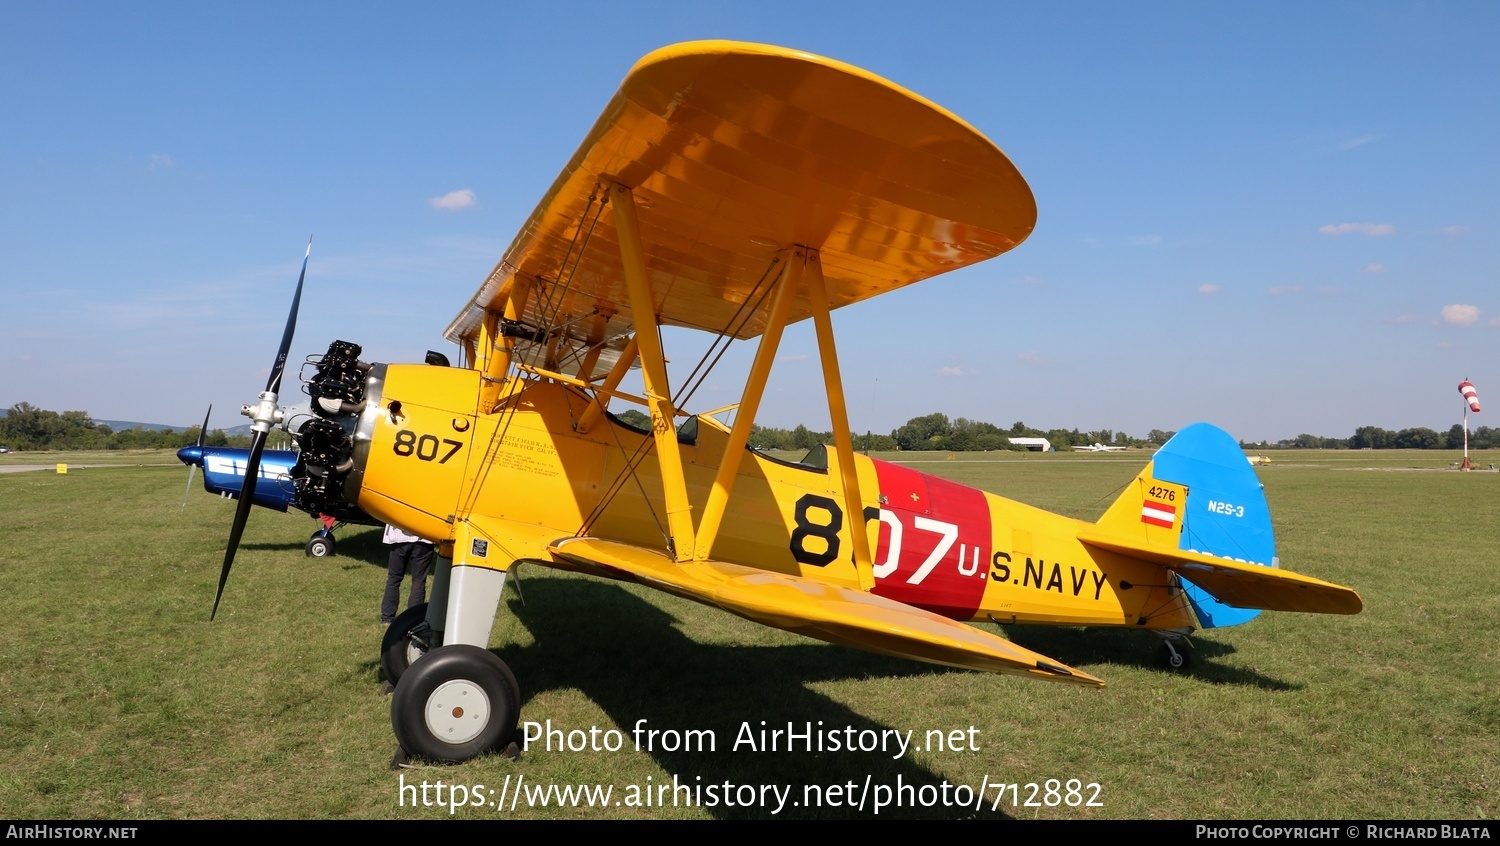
top-left (1095, 423), bottom-right (1273, 628)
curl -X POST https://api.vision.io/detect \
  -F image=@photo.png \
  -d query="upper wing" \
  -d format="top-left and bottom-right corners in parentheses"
top-left (445, 40), bottom-right (1035, 371)
top-left (547, 537), bottom-right (1103, 686)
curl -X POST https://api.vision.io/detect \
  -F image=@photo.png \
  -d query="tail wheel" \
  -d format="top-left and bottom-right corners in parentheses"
top-left (380, 603), bottom-right (439, 685)
top-left (1158, 640), bottom-right (1192, 671)
top-left (391, 645), bottom-right (520, 763)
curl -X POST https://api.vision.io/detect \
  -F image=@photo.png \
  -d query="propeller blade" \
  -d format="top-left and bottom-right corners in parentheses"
top-left (197, 404), bottom-right (212, 448)
top-left (211, 429), bottom-right (267, 620)
top-left (180, 466), bottom-right (198, 509)
top-left (180, 404), bottom-right (211, 509)
top-left (211, 238), bottom-right (311, 620)
top-left (267, 237), bottom-right (311, 395)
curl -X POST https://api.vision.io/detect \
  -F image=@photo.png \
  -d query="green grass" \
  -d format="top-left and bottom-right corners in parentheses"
top-left (0, 447), bottom-right (184, 468)
top-left (1, 451), bottom-right (1495, 819)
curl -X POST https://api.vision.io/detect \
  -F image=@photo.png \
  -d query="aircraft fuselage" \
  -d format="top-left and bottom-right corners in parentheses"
top-left (348, 364), bottom-right (1195, 634)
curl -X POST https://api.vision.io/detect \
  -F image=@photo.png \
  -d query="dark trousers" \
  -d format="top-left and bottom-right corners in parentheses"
top-left (382, 542), bottom-right (433, 622)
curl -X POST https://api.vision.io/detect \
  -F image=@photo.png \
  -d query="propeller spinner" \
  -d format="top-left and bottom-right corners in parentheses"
top-left (211, 238), bottom-right (311, 620)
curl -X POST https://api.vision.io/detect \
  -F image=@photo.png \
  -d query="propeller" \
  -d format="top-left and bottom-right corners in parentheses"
top-left (211, 237), bottom-right (311, 620)
top-left (178, 404), bottom-right (213, 508)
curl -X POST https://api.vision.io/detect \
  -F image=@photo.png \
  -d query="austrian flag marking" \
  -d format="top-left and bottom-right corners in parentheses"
top-left (1141, 500), bottom-right (1176, 528)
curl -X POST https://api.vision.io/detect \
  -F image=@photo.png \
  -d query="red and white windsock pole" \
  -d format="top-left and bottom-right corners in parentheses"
top-left (1459, 379), bottom-right (1481, 470)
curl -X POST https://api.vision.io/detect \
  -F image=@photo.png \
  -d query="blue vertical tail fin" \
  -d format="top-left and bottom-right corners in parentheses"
top-left (1089, 423), bottom-right (1272, 628)
top-left (1149, 424), bottom-right (1274, 628)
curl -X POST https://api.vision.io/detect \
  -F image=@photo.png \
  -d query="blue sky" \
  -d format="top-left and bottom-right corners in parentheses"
top-left (2, 2), bottom-right (1496, 443)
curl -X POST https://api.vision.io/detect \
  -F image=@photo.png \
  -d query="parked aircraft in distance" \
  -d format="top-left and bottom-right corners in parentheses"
top-left (177, 406), bottom-right (371, 556)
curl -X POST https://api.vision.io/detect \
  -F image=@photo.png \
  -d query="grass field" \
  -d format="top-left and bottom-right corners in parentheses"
top-left (1, 448), bottom-right (1495, 819)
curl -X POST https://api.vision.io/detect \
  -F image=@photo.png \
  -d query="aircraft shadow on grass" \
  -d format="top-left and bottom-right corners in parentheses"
top-left (333, 541), bottom-right (1295, 693)
top-left (998, 625), bottom-right (1300, 691)
top-left (239, 527), bottom-right (386, 561)
top-left (390, 575), bottom-right (1016, 819)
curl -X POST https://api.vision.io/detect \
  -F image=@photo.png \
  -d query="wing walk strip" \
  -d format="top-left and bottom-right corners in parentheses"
top-left (548, 537), bottom-right (1105, 686)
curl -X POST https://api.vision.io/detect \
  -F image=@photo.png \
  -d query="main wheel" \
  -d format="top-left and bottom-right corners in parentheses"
top-left (305, 532), bottom-right (335, 558)
top-left (381, 603), bottom-right (439, 685)
top-left (391, 645), bottom-right (520, 764)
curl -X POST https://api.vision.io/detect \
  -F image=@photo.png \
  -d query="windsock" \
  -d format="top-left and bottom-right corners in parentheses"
top-left (1459, 380), bottom-right (1481, 413)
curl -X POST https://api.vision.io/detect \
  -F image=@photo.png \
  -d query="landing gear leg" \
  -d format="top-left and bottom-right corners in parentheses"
top-left (1157, 637), bottom-right (1193, 671)
top-left (381, 602), bottom-right (440, 686)
top-left (389, 560), bottom-right (517, 762)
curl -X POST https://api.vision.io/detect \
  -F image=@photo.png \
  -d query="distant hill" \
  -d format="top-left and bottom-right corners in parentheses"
top-left (95, 419), bottom-right (255, 436)
top-left (96, 419), bottom-right (183, 433)
top-left (0, 408), bottom-right (251, 436)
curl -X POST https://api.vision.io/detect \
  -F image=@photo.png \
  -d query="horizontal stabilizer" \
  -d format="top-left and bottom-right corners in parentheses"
top-left (1078, 530), bottom-right (1363, 615)
top-left (1092, 423), bottom-right (1362, 626)
top-left (548, 537), bottom-right (1103, 686)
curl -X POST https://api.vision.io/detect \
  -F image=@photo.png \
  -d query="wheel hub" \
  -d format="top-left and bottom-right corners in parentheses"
top-left (424, 679), bottom-right (491, 744)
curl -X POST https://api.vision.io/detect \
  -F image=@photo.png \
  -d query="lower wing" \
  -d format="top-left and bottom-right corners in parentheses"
top-left (546, 537), bottom-right (1104, 687)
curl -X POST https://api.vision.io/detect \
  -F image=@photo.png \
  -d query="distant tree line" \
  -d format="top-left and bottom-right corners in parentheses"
top-left (749, 413), bottom-right (1496, 453)
top-left (1270, 425), bottom-right (1500, 451)
top-left (4, 401), bottom-right (1492, 453)
top-left (747, 413), bottom-right (1175, 452)
top-left (0, 402), bottom-right (249, 451)
top-left (882, 413), bottom-right (1178, 453)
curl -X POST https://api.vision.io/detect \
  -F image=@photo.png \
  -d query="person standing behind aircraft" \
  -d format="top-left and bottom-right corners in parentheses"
top-left (381, 524), bottom-right (432, 624)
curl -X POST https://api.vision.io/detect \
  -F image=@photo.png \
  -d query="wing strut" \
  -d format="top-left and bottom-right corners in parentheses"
top-left (608, 181), bottom-right (695, 560)
top-left (575, 335), bottom-right (640, 434)
top-left (574, 311), bottom-right (612, 383)
top-left (806, 251), bottom-right (875, 591)
top-left (694, 249), bottom-right (805, 560)
top-left (476, 275), bottom-right (535, 413)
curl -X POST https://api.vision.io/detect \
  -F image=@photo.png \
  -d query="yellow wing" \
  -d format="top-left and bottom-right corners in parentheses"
top-left (445, 40), bottom-right (1035, 374)
top-left (547, 537), bottom-right (1103, 687)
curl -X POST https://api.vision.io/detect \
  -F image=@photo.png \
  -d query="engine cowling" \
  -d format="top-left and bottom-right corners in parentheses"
top-left (291, 340), bottom-right (480, 541)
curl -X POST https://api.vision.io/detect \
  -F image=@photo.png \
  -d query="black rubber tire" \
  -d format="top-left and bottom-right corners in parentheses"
top-left (391, 645), bottom-right (520, 764)
top-left (381, 603), bottom-right (438, 685)
top-left (1158, 641), bottom-right (1192, 671)
top-left (305, 533), bottom-right (334, 558)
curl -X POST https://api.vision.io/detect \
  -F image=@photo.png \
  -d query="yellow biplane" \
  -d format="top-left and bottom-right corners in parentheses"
top-left (214, 41), bottom-right (1362, 763)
